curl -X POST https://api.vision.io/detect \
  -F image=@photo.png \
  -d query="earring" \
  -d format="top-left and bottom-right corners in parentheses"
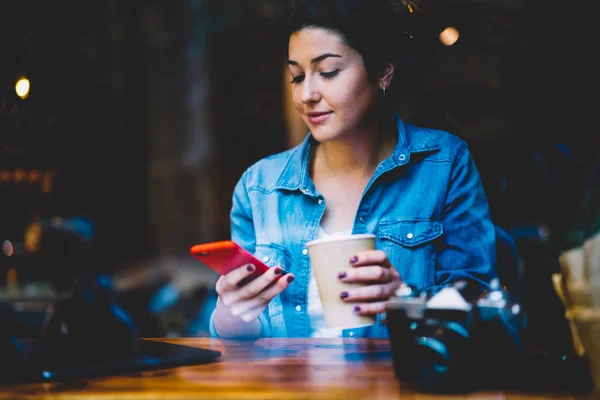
top-left (382, 85), bottom-right (386, 99)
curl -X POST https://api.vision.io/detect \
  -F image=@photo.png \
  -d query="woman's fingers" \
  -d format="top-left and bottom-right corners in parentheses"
top-left (215, 263), bottom-right (259, 294)
top-left (227, 266), bottom-right (286, 305)
top-left (352, 301), bottom-right (389, 316)
top-left (338, 265), bottom-right (394, 283)
top-left (231, 274), bottom-right (295, 319)
top-left (338, 250), bottom-right (402, 315)
top-left (340, 280), bottom-right (400, 302)
top-left (349, 250), bottom-right (391, 268)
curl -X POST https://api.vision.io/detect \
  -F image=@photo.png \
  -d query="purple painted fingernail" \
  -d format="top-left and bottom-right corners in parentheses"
top-left (353, 305), bottom-right (361, 313)
top-left (349, 256), bottom-right (358, 264)
top-left (286, 275), bottom-right (294, 283)
top-left (247, 264), bottom-right (255, 272)
top-left (274, 267), bottom-right (282, 275)
top-left (338, 272), bottom-right (347, 279)
top-left (340, 291), bottom-right (349, 299)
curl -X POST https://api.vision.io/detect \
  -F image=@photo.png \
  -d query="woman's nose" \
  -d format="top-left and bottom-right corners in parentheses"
top-left (300, 76), bottom-right (320, 104)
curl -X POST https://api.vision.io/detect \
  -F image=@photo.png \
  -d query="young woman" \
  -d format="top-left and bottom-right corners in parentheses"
top-left (210, 0), bottom-right (496, 339)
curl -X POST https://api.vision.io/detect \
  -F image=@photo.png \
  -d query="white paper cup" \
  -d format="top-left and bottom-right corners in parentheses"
top-left (306, 233), bottom-right (377, 329)
top-left (559, 247), bottom-right (585, 285)
top-left (570, 307), bottom-right (600, 391)
top-left (584, 232), bottom-right (600, 299)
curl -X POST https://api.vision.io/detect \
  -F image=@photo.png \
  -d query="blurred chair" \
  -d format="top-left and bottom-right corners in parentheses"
top-left (494, 224), bottom-right (521, 300)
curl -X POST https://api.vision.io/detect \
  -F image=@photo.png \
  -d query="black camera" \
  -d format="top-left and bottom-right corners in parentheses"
top-left (386, 279), bottom-right (529, 393)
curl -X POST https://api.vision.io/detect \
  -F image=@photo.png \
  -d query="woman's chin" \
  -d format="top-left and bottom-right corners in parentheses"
top-left (309, 127), bottom-right (342, 143)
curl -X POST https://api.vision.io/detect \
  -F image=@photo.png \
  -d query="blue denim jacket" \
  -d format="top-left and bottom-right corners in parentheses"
top-left (210, 115), bottom-right (497, 338)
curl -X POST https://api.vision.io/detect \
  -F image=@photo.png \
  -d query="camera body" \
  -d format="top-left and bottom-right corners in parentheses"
top-left (386, 279), bottom-right (526, 393)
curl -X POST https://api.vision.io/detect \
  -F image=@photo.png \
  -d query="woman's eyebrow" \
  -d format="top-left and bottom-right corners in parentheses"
top-left (287, 52), bottom-right (342, 66)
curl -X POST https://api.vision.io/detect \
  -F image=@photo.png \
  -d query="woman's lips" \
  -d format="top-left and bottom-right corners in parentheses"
top-left (307, 112), bottom-right (332, 124)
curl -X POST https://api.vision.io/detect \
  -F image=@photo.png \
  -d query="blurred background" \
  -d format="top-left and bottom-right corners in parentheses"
top-left (0, 0), bottom-right (598, 353)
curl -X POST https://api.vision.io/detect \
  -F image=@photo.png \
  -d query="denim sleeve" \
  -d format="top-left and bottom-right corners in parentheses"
top-left (207, 171), bottom-right (273, 338)
top-left (230, 170), bottom-right (257, 254)
top-left (430, 144), bottom-right (497, 295)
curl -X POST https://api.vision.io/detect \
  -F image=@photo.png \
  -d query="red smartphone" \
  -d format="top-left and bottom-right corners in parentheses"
top-left (190, 240), bottom-right (282, 286)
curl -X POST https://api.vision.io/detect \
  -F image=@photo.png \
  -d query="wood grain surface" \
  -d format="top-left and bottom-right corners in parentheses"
top-left (0, 338), bottom-right (594, 400)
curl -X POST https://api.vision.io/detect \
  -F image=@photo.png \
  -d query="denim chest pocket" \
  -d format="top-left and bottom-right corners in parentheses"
top-left (254, 243), bottom-right (293, 320)
top-left (378, 219), bottom-right (443, 289)
top-left (254, 243), bottom-right (293, 271)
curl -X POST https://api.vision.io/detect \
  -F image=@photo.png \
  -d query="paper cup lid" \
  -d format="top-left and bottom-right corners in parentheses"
top-left (306, 233), bottom-right (375, 247)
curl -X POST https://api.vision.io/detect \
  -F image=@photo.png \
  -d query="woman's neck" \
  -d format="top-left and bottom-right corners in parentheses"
top-left (313, 113), bottom-right (396, 177)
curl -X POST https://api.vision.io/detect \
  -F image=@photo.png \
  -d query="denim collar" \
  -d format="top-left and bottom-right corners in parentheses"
top-left (275, 114), bottom-right (440, 195)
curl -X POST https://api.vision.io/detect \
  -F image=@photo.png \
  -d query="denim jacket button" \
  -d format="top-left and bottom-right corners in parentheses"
top-left (406, 232), bottom-right (414, 239)
top-left (295, 305), bottom-right (302, 312)
top-left (318, 198), bottom-right (323, 204)
top-left (262, 256), bottom-right (269, 263)
top-left (348, 331), bottom-right (354, 337)
top-left (399, 154), bottom-right (407, 161)
top-left (359, 217), bottom-right (365, 223)
top-left (302, 248), bottom-right (308, 255)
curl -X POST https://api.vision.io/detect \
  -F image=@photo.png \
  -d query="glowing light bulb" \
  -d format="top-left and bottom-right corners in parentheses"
top-left (15, 77), bottom-right (30, 99)
top-left (439, 27), bottom-right (460, 46)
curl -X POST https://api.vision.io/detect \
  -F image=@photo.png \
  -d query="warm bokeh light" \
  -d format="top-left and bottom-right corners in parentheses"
top-left (402, 0), bottom-right (420, 13)
top-left (15, 77), bottom-right (30, 99)
top-left (41, 170), bottom-right (56, 194)
top-left (439, 26), bottom-right (460, 46)
top-left (14, 169), bottom-right (26, 183)
top-left (29, 169), bottom-right (41, 183)
top-left (24, 222), bottom-right (42, 254)
top-left (0, 170), bottom-right (10, 182)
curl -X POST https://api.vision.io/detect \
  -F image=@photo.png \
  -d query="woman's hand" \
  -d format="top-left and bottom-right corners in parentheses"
top-left (215, 264), bottom-right (295, 323)
top-left (337, 250), bottom-right (402, 316)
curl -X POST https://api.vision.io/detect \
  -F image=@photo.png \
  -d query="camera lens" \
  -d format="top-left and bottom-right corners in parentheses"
top-left (413, 321), bottom-right (470, 391)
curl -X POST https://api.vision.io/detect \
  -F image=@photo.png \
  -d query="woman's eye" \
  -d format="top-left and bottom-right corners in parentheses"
top-left (290, 75), bottom-right (305, 84)
top-left (320, 69), bottom-right (340, 79)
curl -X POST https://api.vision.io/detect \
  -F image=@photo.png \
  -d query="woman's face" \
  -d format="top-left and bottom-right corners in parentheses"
top-left (287, 28), bottom-right (379, 142)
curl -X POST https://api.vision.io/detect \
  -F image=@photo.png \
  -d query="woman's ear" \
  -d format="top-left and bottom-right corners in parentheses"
top-left (379, 62), bottom-right (396, 89)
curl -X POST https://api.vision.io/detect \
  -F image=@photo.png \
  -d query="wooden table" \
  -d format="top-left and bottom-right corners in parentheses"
top-left (0, 338), bottom-right (595, 399)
